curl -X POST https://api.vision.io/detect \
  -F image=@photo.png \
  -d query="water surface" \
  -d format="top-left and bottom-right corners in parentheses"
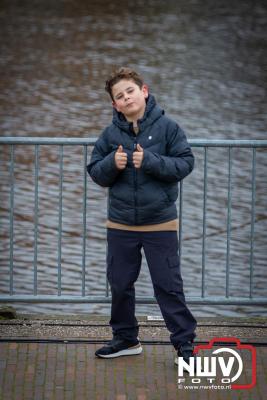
top-left (0, 0), bottom-right (266, 316)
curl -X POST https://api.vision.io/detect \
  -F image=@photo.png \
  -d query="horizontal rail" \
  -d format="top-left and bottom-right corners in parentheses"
top-left (0, 295), bottom-right (266, 305)
top-left (0, 137), bottom-right (267, 147)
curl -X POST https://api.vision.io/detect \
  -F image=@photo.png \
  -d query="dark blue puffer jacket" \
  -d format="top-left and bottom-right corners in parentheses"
top-left (87, 95), bottom-right (194, 225)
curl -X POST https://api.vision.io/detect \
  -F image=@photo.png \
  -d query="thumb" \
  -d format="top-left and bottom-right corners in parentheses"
top-left (117, 145), bottom-right (123, 153)
top-left (136, 143), bottom-right (143, 152)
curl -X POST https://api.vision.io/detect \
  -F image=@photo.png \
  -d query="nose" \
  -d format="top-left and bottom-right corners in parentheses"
top-left (124, 93), bottom-right (130, 101)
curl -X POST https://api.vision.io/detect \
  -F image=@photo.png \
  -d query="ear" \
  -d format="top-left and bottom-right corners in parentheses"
top-left (142, 84), bottom-right (149, 98)
top-left (112, 101), bottom-right (120, 112)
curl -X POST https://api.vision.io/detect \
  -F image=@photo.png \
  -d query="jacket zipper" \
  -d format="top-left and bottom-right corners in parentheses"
top-left (133, 140), bottom-right (138, 224)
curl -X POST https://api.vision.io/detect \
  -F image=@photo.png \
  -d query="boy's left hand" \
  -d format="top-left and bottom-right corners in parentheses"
top-left (133, 144), bottom-right (144, 169)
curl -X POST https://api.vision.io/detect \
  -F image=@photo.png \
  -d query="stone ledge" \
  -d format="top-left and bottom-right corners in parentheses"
top-left (0, 315), bottom-right (266, 343)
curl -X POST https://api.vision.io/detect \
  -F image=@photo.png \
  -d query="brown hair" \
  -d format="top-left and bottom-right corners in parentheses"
top-left (105, 67), bottom-right (144, 100)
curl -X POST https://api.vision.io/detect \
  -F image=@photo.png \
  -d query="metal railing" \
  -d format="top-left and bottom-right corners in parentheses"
top-left (0, 137), bottom-right (267, 306)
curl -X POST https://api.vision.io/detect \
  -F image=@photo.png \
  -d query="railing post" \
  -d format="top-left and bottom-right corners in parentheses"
top-left (33, 144), bottom-right (39, 296)
top-left (201, 146), bottom-right (208, 298)
top-left (226, 146), bottom-right (233, 298)
top-left (58, 145), bottom-right (64, 296)
top-left (9, 144), bottom-right (15, 296)
top-left (249, 147), bottom-right (256, 298)
top-left (82, 145), bottom-right (88, 297)
top-left (178, 180), bottom-right (183, 262)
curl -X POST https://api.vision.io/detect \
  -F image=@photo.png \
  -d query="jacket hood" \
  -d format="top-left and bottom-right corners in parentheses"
top-left (112, 94), bottom-right (164, 133)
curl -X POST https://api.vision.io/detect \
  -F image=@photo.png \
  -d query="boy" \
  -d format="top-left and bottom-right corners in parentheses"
top-left (87, 67), bottom-right (197, 364)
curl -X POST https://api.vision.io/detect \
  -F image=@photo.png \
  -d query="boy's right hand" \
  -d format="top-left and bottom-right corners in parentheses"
top-left (115, 145), bottom-right (127, 170)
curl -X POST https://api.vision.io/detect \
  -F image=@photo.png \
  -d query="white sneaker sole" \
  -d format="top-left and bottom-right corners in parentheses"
top-left (97, 344), bottom-right (143, 359)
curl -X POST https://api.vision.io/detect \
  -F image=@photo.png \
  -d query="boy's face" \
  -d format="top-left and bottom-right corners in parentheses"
top-left (111, 79), bottom-right (148, 122)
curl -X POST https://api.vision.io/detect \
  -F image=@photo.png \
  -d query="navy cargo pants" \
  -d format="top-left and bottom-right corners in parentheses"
top-left (106, 228), bottom-right (197, 349)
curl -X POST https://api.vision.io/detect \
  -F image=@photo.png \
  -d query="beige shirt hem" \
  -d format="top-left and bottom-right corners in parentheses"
top-left (106, 219), bottom-right (179, 232)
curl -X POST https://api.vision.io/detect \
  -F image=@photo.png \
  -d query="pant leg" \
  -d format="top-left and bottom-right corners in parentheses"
top-left (142, 230), bottom-right (197, 349)
top-left (107, 228), bottom-right (142, 340)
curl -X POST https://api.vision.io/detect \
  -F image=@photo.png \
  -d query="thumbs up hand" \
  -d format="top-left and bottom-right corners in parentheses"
top-left (115, 145), bottom-right (128, 170)
top-left (133, 143), bottom-right (144, 169)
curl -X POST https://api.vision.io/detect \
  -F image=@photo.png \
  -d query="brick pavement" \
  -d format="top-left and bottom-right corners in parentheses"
top-left (0, 316), bottom-right (266, 399)
top-left (0, 340), bottom-right (266, 400)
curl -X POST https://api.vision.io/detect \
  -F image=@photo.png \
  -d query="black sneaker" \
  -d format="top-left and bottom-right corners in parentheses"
top-left (95, 337), bottom-right (142, 359)
top-left (174, 341), bottom-right (196, 370)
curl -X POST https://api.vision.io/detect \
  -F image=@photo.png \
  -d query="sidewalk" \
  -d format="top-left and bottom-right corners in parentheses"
top-left (0, 315), bottom-right (266, 400)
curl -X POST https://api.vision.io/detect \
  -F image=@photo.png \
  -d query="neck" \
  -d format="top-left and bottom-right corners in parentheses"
top-left (125, 104), bottom-right (146, 125)
top-left (126, 114), bottom-right (142, 126)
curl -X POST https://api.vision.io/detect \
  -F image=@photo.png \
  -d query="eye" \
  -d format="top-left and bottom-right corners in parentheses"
top-left (127, 88), bottom-right (134, 93)
top-left (116, 94), bottom-right (123, 100)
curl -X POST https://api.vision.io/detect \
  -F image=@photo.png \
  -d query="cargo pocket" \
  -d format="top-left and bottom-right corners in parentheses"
top-left (167, 254), bottom-right (183, 292)
top-left (106, 254), bottom-right (113, 285)
top-left (167, 254), bottom-right (179, 268)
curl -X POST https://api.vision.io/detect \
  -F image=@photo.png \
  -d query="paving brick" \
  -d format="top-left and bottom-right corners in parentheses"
top-left (0, 318), bottom-right (266, 400)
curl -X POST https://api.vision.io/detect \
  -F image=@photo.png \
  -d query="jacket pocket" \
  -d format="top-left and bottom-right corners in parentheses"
top-left (137, 179), bottom-right (169, 209)
top-left (158, 186), bottom-right (169, 203)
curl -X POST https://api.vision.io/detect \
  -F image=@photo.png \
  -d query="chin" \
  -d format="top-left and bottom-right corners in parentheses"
top-left (125, 107), bottom-right (140, 116)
